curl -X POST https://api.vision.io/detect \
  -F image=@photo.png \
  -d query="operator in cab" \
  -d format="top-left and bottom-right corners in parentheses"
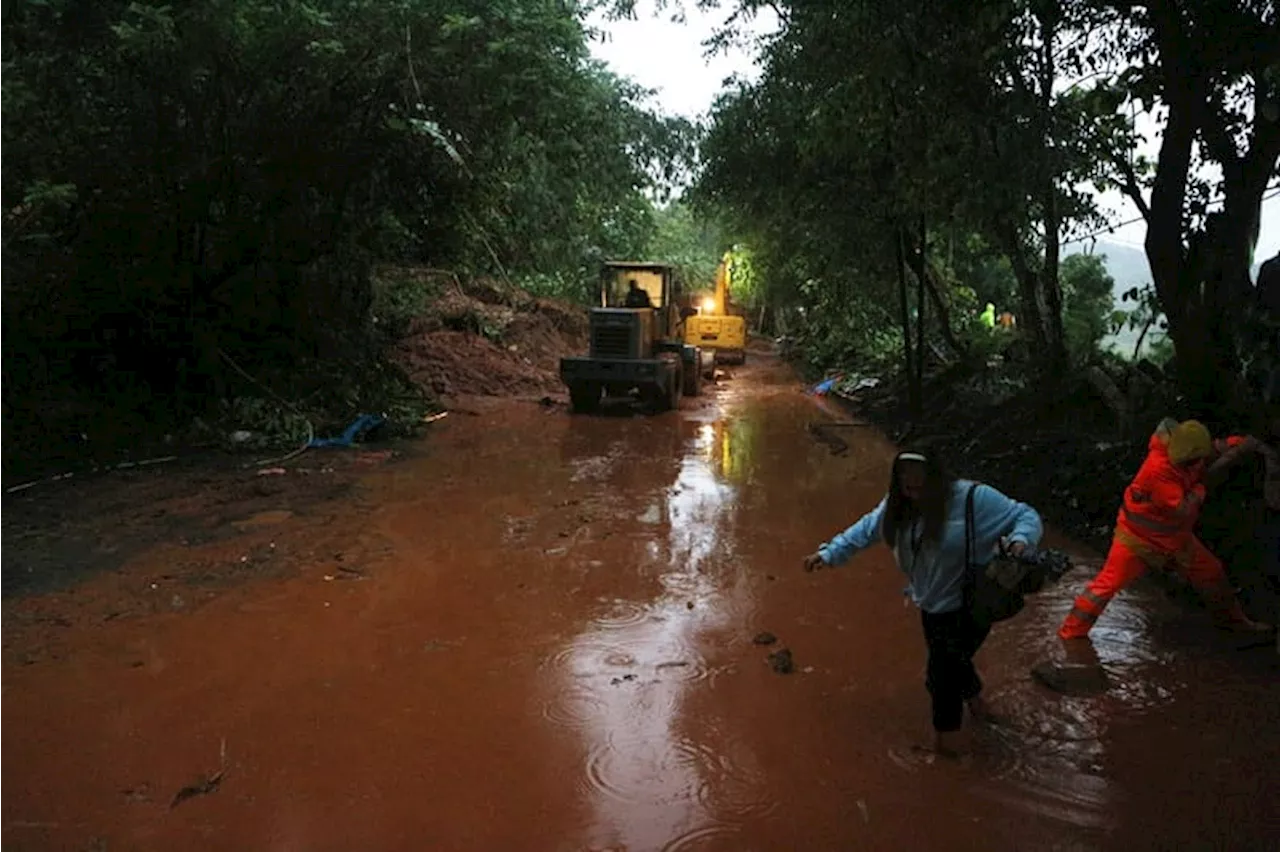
top-left (624, 279), bottom-right (653, 309)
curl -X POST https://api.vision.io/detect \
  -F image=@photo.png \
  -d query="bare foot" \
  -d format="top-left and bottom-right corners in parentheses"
top-left (933, 730), bottom-right (967, 758)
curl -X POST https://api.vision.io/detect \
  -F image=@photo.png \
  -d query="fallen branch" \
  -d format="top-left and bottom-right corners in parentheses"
top-left (171, 738), bottom-right (227, 810)
top-left (252, 420), bottom-right (314, 469)
top-left (4, 455), bottom-right (179, 495)
top-left (217, 348), bottom-right (316, 468)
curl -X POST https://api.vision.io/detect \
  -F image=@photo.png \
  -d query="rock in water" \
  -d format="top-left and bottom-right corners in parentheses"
top-left (768, 647), bottom-right (794, 674)
top-left (753, 631), bottom-right (778, 646)
top-left (1031, 661), bottom-right (1109, 695)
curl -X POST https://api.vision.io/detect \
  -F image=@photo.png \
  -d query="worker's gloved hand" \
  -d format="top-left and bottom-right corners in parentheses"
top-left (803, 552), bottom-right (828, 572)
top-left (1242, 435), bottom-right (1265, 454)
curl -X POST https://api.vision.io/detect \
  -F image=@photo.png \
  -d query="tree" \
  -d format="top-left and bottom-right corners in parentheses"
top-left (694, 0), bottom-right (1127, 404)
top-left (1092, 0), bottom-right (1280, 412)
top-left (645, 201), bottom-right (725, 293)
top-left (1060, 252), bottom-right (1117, 360)
top-left (0, 0), bottom-right (695, 466)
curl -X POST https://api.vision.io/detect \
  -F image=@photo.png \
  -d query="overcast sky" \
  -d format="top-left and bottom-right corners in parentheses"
top-left (586, 3), bottom-right (1280, 265)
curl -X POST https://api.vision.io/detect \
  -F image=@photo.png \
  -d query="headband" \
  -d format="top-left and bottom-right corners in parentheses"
top-left (897, 452), bottom-right (927, 463)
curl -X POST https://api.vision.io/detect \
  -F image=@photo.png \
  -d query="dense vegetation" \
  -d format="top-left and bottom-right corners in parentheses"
top-left (4, 0), bottom-right (1277, 481)
top-left (691, 0), bottom-right (1278, 425)
top-left (2, 0), bottom-right (695, 474)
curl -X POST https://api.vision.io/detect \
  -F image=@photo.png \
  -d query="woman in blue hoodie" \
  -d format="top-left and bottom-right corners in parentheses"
top-left (803, 448), bottom-right (1044, 756)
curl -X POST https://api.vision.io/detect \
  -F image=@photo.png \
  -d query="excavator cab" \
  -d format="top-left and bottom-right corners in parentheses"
top-left (559, 261), bottom-right (705, 413)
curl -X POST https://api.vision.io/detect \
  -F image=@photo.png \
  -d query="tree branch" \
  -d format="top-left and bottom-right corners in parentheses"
top-left (1110, 152), bottom-right (1152, 222)
top-left (1198, 91), bottom-right (1242, 173)
top-left (923, 262), bottom-right (967, 356)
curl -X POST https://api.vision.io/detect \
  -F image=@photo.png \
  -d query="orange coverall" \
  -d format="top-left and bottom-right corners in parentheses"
top-left (1058, 433), bottom-right (1251, 639)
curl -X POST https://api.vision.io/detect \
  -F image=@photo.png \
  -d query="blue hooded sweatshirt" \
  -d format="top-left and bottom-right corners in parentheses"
top-left (817, 480), bottom-right (1043, 614)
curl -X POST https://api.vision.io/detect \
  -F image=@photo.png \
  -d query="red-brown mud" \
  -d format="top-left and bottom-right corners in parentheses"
top-left (4, 349), bottom-right (1278, 851)
top-left (390, 279), bottom-right (588, 400)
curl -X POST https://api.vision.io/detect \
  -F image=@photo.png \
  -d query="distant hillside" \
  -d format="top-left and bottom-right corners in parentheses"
top-left (1063, 238), bottom-right (1267, 359)
top-left (1064, 238), bottom-right (1158, 358)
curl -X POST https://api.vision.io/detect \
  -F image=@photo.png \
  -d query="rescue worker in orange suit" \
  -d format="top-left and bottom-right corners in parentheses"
top-left (1058, 419), bottom-right (1274, 639)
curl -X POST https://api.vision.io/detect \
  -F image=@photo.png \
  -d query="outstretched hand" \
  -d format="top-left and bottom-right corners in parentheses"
top-left (803, 552), bottom-right (828, 572)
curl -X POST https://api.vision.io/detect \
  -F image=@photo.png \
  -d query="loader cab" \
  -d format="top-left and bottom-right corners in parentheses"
top-left (600, 261), bottom-right (687, 341)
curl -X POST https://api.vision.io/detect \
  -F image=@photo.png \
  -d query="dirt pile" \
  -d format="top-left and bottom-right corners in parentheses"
top-left (391, 274), bottom-right (588, 399)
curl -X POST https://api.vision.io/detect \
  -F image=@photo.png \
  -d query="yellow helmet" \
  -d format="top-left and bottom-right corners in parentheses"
top-left (1167, 420), bottom-right (1212, 465)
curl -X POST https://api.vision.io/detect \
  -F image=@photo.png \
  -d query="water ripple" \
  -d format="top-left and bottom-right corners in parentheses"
top-left (590, 599), bottom-right (650, 630)
top-left (580, 735), bottom-right (773, 821)
top-left (540, 684), bottom-right (607, 730)
top-left (661, 823), bottom-right (743, 851)
top-left (542, 639), bottom-right (712, 685)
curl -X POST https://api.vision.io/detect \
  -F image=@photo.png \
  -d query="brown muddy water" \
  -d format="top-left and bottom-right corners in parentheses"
top-left (4, 355), bottom-right (1278, 851)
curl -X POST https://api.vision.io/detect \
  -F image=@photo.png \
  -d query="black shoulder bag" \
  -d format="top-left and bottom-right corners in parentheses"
top-left (963, 483), bottom-right (1076, 628)
top-left (964, 483), bottom-right (1027, 627)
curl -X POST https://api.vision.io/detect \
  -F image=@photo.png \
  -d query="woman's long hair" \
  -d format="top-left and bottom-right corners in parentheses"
top-left (881, 446), bottom-right (956, 548)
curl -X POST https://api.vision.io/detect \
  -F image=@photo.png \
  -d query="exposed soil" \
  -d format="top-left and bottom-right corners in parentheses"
top-left (1, 447), bottom-right (407, 600)
top-left (391, 275), bottom-right (587, 400)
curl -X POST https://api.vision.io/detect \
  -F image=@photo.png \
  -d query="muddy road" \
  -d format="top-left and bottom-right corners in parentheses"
top-left (4, 351), bottom-right (1278, 851)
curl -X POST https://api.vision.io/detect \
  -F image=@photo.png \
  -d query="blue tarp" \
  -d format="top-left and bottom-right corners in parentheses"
top-left (308, 413), bottom-right (386, 448)
top-left (809, 376), bottom-right (840, 396)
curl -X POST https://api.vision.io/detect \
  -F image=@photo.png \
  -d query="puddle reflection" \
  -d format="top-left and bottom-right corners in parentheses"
top-left (544, 407), bottom-right (768, 850)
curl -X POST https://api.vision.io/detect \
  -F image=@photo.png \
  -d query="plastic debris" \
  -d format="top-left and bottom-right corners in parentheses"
top-left (808, 375), bottom-right (842, 396)
top-left (308, 413), bottom-right (386, 448)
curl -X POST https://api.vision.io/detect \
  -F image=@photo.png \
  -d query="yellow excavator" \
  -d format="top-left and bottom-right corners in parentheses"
top-left (684, 252), bottom-right (747, 366)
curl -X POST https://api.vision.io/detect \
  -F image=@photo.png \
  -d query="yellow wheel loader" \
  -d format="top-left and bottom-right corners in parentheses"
top-left (684, 252), bottom-right (747, 367)
top-left (559, 262), bottom-right (707, 414)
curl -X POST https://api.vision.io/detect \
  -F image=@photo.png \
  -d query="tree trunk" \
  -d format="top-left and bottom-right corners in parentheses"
top-left (923, 263), bottom-right (967, 357)
top-left (1034, 8), bottom-right (1067, 379)
top-left (913, 216), bottom-right (927, 402)
top-left (1135, 0), bottom-right (1280, 416)
top-left (896, 228), bottom-right (920, 416)
top-left (901, 226), bottom-right (966, 357)
top-left (994, 218), bottom-right (1068, 380)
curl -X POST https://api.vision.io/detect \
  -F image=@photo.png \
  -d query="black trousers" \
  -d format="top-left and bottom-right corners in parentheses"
top-left (920, 608), bottom-right (992, 732)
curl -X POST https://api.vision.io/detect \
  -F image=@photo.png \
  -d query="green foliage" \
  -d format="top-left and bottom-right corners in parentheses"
top-left (517, 271), bottom-right (599, 304)
top-left (1, 0), bottom-right (695, 470)
top-left (697, 0), bottom-right (1137, 381)
top-left (791, 278), bottom-right (904, 376)
top-left (1109, 283), bottom-right (1169, 362)
top-left (645, 201), bottom-right (724, 294)
top-left (1060, 253), bottom-right (1116, 362)
top-left (942, 234), bottom-right (1018, 314)
top-left (725, 246), bottom-right (762, 311)
top-left (370, 267), bottom-right (447, 337)
top-left (1078, 0), bottom-right (1278, 407)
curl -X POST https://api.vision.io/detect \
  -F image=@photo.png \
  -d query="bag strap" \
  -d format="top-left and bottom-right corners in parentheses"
top-left (964, 483), bottom-right (979, 573)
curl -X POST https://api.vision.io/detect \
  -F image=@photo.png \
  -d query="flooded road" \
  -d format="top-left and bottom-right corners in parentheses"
top-left (4, 353), bottom-right (1278, 851)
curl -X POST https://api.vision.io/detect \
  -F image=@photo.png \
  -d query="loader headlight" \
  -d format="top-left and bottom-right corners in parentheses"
top-left (701, 297), bottom-right (715, 313)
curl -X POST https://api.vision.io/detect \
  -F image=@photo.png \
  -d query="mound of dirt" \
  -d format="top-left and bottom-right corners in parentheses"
top-left (391, 275), bottom-right (588, 399)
